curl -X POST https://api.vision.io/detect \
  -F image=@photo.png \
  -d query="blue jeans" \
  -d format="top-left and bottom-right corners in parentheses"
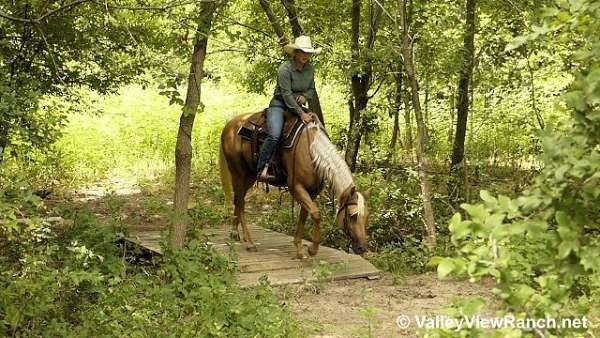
top-left (256, 98), bottom-right (287, 174)
top-left (267, 98), bottom-right (286, 139)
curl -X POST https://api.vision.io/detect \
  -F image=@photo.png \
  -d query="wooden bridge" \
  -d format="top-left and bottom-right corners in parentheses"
top-left (128, 224), bottom-right (380, 287)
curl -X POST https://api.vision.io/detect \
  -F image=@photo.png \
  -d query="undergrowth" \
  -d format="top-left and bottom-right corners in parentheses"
top-left (0, 175), bottom-right (301, 337)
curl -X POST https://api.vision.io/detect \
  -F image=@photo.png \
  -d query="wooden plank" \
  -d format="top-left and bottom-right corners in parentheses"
top-left (127, 224), bottom-right (380, 287)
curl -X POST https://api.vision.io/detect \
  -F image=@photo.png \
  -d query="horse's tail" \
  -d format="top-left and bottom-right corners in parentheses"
top-left (219, 142), bottom-right (233, 205)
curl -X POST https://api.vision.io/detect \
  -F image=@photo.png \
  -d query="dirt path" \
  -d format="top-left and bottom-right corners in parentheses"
top-left (56, 178), bottom-right (495, 338)
top-left (276, 273), bottom-right (494, 338)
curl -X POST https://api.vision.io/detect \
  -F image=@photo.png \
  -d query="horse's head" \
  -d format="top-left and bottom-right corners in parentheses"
top-left (336, 186), bottom-right (370, 255)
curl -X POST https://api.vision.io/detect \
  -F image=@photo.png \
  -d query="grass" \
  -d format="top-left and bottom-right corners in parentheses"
top-left (55, 80), bottom-right (349, 188)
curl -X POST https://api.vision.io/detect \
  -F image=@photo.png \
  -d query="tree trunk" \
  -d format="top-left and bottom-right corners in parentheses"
top-left (423, 73), bottom-right (429, 141)
top-left (390, 107), bottom-right (400, 151)
top-left (390, 69), bottom-right (402, 151)
top-left (403, 87), bottom-right (413, 156)
top-left (448, 91), bottom-right (455, 144)
top-left (0, 129), bottom-right (8, 163)
top-left (172, 1), bottom-right (220, 249)
top-left (344, 0), bottom-right (384, 171)
top-left (344, 0), bottom-right (363, 171)
top-left (398, 0), bottom-right (436, 247)
top-left (526, 55), bottom-right (545, 129)
top-left (449, 0), bottom-right (476, 206)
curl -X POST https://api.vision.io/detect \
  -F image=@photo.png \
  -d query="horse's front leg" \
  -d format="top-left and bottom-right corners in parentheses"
top-left (307, 211), bottom-right (321, 257)
top-left (293, 186), bottom-right (321, 257)
top-left (294, 208), bottom-right (308, 259)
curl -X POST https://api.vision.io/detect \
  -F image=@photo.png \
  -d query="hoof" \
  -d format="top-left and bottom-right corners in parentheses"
top-left (308, 245), bottom-right (319, 256)
top-left (246, 245), bottom-right (258, 252)
top-left (230, 231), bottom-right (240, 241)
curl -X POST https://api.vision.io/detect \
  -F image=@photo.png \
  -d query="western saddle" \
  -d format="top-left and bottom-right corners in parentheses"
top-left (237, 109), bottom-right (307, 187)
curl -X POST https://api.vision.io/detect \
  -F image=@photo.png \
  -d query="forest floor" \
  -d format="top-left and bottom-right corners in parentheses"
top-left (50, 177), bottom-right (497, 338)
top-left (277, 273), bottom-right (495, 337)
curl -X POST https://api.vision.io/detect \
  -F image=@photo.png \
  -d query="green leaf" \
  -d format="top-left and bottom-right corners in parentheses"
top-left (505, 36), bottom-right (528, 52)
top-left (557, 240), bottom-right (578, 259)
top-left (437, 259), bottom-right (455, 279)
top-left (526, 219), bottom-right (549, 235)
top-left (480, 190), bottom-right (496, 204)
top-left (461, 297), bottom-right (485, 316)
top-left (485, 213), bottom-right (505, 230)
top-left (563, 90), bottom-right (587, 111)
top-left (554, 164), bottom-right (570, 180)
top-left (449, 213), bottom-right (470, 240)
top-left (580, 247), bottom-right (600, 272)
top-left (427, 256), bottom-right (444, 268)
top-left (555, 211), bottom-right (571, 226)
top-left (513, 284), bottom-right (536, 304)
top-left (461, 203), bottom-right (488, 222)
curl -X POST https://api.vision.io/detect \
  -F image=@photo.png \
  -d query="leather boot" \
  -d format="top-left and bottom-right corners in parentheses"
top-left (257, 163), bottom-right (276, 183)
top-left (256, 137), bottom-right (278, 182)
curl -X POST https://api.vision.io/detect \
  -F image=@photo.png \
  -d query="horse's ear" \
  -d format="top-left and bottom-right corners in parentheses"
top-left (362, 187), bottom-right (372, 199)
top-left (350, 186), bottom-right (356, 196)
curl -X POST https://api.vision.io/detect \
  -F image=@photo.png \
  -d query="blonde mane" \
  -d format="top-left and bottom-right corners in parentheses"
top-left (307, 123), bottom-right (365, 215)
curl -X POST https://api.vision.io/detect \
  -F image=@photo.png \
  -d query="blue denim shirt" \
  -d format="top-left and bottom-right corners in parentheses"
top-left (273, 59), bottom-right (316, 116)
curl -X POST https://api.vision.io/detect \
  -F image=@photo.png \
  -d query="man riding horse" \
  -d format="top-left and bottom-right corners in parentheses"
top-left (256, 35), bottom-right (321, 183)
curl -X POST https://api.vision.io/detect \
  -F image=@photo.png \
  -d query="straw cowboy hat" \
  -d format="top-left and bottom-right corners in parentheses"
top-left (283, 35), bottom-right (322, 55)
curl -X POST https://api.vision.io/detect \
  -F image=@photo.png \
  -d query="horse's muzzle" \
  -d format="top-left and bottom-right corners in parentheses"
top-left (351, 241), bottom-right (368, 255)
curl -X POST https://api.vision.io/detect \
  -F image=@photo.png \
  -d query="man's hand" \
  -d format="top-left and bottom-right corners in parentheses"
top-left (295, 95), bottom-right (306, 106)
top-left (300, 112), bottom-right (312, 124)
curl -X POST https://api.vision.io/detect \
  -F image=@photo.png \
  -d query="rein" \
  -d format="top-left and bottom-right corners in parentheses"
top-left (336, 190), bottom-right (359, 252)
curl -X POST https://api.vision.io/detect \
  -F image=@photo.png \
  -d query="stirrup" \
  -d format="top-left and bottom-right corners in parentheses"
top-left (256, 165), bottom-right (276, 183)
top-left (257, 171), bottom-right (276, 183)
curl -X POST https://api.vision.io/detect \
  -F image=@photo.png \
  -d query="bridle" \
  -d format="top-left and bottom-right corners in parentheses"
top-left (336, 191), bottom-right (359, 252)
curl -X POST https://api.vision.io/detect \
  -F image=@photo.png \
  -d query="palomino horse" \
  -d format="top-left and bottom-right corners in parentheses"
top-left (219, 113), bottom-right (369, 258)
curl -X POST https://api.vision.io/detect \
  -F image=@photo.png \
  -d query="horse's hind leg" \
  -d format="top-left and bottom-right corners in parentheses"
top-left (230, 199), bottom-right (241, 241)
top-left (234, 178), bottom-right (257, 252)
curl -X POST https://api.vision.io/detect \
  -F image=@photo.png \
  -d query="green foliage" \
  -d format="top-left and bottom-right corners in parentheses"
top-left (354, 306), bottom-right (382, 338)
top-left (189, 200), bottom-right (225, 228)
top-left (370, 240), bottom-right (434, 278)
top-left (0, 0), bottom-right (192, 163)
top-left (3, 0), bottom-right (599, 335)
top-left (429, 1), bottom-right (600, 335)
top-left (0, 197), bottom-right (300, 337)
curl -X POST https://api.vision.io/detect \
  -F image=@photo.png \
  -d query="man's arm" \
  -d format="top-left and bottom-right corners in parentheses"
top-left (278, 67), bottom-right (305, 116)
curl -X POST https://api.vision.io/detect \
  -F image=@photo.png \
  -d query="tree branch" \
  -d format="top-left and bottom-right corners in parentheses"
top-left (0, 0), bottom-right (92, 24)
top-left (259, 0), bottom-right (289, 45)
top-left (0, 11), bottom-right (33, 23)
top-left (0, 0), bottom-right (219, 23)
top-left (366, 0), bottom-right (384, 50)
top-left (92, 0), bottom-right (200, 11)
top-left (367, 73), bottom-right (387, 100)
top-left (35, 23), bottom-right (66, 87)
top-left (216, 12), bottom-right (272, 39)
top-left (279, 0), bottom-right (303, 37)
